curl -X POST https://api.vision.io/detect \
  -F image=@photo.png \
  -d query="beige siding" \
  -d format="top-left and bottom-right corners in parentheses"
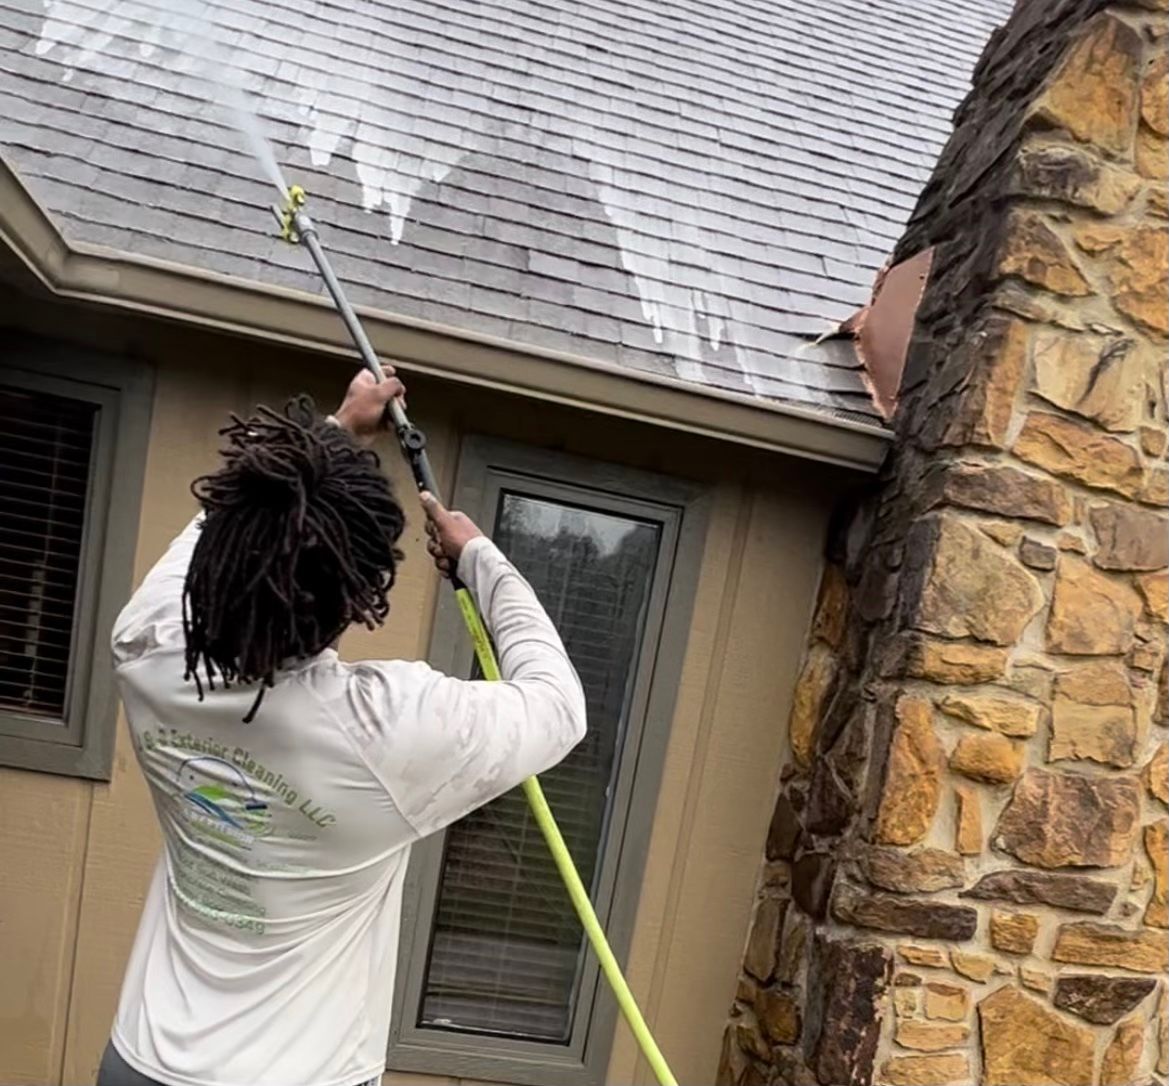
top-left (0, 323), bottom-right (837, 1085)
top-left (0, 768), bottom-right (90, 1085)
top-left (606, 480), bottom-right (828, 1085)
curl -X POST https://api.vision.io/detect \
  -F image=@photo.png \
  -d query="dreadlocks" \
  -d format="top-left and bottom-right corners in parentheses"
top-left (182, 395), bottom-right (405, 721)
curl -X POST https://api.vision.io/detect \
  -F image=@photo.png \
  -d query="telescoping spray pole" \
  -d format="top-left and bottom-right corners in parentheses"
top-left (273, 187), bottom-right (677, 1086)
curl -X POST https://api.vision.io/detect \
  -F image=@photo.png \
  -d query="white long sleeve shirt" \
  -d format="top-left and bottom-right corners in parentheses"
top-left (109, 517), bottom-right (586, 1086)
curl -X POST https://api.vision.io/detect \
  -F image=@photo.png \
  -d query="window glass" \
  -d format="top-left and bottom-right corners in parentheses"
top-left (0, 385), bottom-right (97, 721)
top-left (419, 492), bottom-right (660, 1042)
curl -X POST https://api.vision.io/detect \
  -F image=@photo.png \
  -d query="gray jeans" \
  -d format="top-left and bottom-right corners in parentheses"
top-left (97, 1041), bottom-right (379, 1086)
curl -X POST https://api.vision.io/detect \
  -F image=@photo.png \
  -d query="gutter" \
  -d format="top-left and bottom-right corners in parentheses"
top-left (0, 159), bottom-right (891, 472)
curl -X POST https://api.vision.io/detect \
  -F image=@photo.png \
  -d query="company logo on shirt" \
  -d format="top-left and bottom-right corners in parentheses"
top-left (176, 756), bottom-right (272, 836)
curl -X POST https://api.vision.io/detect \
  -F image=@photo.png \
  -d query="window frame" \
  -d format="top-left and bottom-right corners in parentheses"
top-left (0, 337), bottom-right (153, 780)
top-left (387, 435), bottom-right (710, 1086)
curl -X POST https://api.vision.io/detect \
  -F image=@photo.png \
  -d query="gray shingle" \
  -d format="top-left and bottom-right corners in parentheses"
top-left (1, 0), bottom-right (1012, 424)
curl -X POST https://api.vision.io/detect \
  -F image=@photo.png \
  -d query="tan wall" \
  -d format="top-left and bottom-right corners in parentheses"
top-left (0, 305), bottom-right (841, 1085)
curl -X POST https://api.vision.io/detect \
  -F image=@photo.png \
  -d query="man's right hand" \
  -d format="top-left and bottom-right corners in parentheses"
top-left (332, 368), bottom-right (406, 446)
top-left (421, 492), bottom-right (484, 578)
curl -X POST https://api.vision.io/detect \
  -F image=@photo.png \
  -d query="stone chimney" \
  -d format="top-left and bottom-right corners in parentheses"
top-left (719, 0), bottom-right (1167, 1083)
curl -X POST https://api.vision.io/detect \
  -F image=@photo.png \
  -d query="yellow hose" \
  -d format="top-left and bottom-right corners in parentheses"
top-left (454, 588), bottom-right (677, 1086)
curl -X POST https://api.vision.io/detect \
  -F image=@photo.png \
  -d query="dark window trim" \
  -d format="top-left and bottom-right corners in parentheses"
top-left (387, 435), bottom-right (710, 1086)
top-left (0, 336), bottom-right (153, 780)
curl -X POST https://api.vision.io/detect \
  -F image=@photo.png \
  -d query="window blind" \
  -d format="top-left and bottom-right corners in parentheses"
top-left (0, 385), bottom-right (97, 721)
top-left (420, 493), bottom-right (660, 1042)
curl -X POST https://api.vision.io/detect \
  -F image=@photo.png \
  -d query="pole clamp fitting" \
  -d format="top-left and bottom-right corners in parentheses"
top-left (399, 426), bottom-right (427, 452)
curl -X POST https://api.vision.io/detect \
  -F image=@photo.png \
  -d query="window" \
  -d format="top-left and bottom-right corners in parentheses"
top-left (0, 339), bottom-right (152, 779)
top-left (389, 437), bottom-right (708, 1086)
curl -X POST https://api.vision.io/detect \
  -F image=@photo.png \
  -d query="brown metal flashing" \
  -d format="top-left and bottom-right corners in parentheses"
top-left (852, 248), bottom-right (934, 420)
top-left (0, 158), bottom-right (890, 471)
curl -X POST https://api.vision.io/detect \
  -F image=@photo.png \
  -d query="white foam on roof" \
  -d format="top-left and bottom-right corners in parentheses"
top-left (5, 0), bottom-right (1013, 422)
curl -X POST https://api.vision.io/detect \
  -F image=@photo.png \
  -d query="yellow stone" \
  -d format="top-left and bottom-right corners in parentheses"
top-left (950, 950), bottom-right (996, 983)
top-left (1101, 1016), bottom-right (1146, 1086)
top-left (980, 521), bottom-right (1025, 547)
top-left (1140, 426), bottom-right (1167, 457)
top-left (923, 981), bottom-right (968, 1022)
top-left (1143, 49), bottom-right (1169, 138)
top-left (993, 280), bottom-right (1088, 329)
top-left (1136, 125), bottom-right (1168, 181)
top-left (1138, 572), bottom-right (1169, 623)
top-left (1136, 575), bottom-right (1164, 626)
top-left (864, 847), bottom-right (966, 894)
top-left (733, 1011), bottom-right (770, 1061)
top-left (742, 897), bottom-right (783, 983)
top-left (1090, 497), bottom-right (1169, 573)
top-left (899, 944), bottom-right (949, 969)
top-left (756, 986), bottom-right (800, 1044)
top-left (949, 732), bottom-right (1024, 784)
top-left (1020, 964), bottom-right (1053, 993)
top-left (880, 1054), bottom-right (969, 1086)
top-left (1144, 465), bottom-right (1169, 507)
top-left (875, 697), bottom-right (943, 846)
top-left (894, 1020), bottom-right (970, 1053)
top-left (1130, 635), bottom-right (1165, 674)
top-left (1050, 699), bottom-right (1137, 768)
top-left (1107, 226), bottom-right (1169, 337)
top-left (1046, 557), bottom-right (1143, 655)
top-left (1151, 182), bottom-right (1168, 218)
top-left (1030, 13), bottom-right (1142, 155)
top-left (902, 638), bottom-right (1008, 685)
top-left (1052, 921), bottom-right (1168, 973)
top-left (1146, 821), bottom-right (1168, 928)
top-left (990, 911), bottom-right (1040, 955)
top-left (1015, 412), bottom-right (1144, 500)
top-left (954, 785), bottom-right (982, 856)
top-left (1011, 141), bottom-right (1141, 214)
top-left (1056, 660), bottom-right (1132, 705)
top-left (787, 644), bottom-right (837, 769)
top-left (811, 563), bottom-right (848, 650)
top-left (996, 768), bottom-right (1141, 868)
top-left (1145, 743), bottom-right (1169, 805)
top-left (979, 986), bottom-right (1094, 1086)
top-left (909, 514), bottom-right (1045, 645)
top-left (1031, 330), bottom-right (1150, 432)
top-left (1075, 222), bottom-right (1128, 252)
top-left (941, 316), bottom-right (1030, 449)
top-left (938, 692), bottom-right (1040, 737)
top-left (997, 210), bottom-right (1091, 296)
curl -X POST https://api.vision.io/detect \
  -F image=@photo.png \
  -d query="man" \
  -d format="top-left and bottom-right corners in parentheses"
top-left (97, 368), bottom-right (587, 1086)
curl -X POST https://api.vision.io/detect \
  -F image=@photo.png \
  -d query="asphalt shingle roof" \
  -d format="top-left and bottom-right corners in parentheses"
top-left (1, 0), bottom-right (1012, 423)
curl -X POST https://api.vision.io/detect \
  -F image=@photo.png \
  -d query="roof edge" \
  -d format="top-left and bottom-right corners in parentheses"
top-left (0, 158), bottom-right (890, 472)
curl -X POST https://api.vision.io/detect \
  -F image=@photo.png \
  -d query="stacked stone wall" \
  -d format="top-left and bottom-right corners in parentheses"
top-left (719, 0), bottom-right (1168, 1082)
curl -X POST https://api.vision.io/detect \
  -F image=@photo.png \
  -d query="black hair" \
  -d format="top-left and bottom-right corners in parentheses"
top-left (182, 395), bottom-right (405, 721)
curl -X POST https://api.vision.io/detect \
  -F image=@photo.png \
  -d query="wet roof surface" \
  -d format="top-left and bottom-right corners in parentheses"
top-left (1, 0), bottom-right (1011, 423)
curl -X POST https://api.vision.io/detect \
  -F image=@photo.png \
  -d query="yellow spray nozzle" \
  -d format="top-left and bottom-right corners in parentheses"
top-left (275, 184), bottom-right (308, 243)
